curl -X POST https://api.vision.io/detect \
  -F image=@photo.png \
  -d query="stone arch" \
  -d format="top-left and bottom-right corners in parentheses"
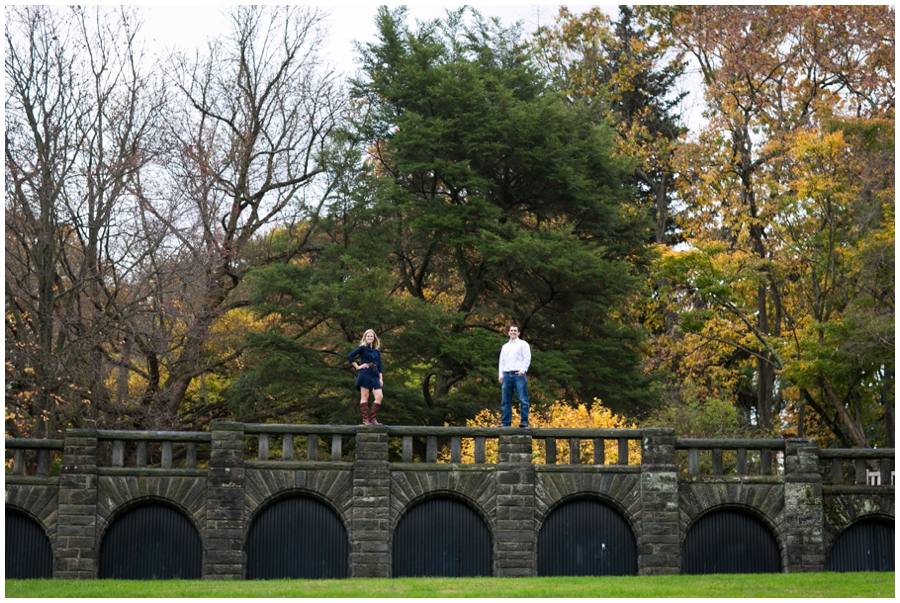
top-left (678, 483), bottom-right (785, 526)
top-left (682, 504), bottom-right (783, 574)
top-left (534, 470), bottom-right (642, 551)
top-left (4, 486), bottom-right (58, 545)
top-left (244, 491), bottom-right (350, 579)
top-left (243, 469), bottom-right (354, 535)
top-left (536, 494), bottom-right (639, 576)
top-left (244, 489), bottom-right (350, 579)
top-left (389, 470), bottom-right (497, 533)
top-left (245, 486), bottom-right (352, 541)
top-left (823, 492), bottom-right (895, 552)
top-left (678, 483), bottom-right (785, 559)
top-left (827, 513), bottom-right (894, 572)
top-left (6, 506), bottom-right (54, 578)
top-left (95, 491), bottom-right (204, 551)
top-left (390, 487), bottom-right (496, 535)
top-left (535, 484), bottom-right (641, 538)
top-left (392, 492), bottom-right (493, 577)
top-left (95, 475), bottom-right (207, 545)
top-left (98, 499), bottom-right (203, 579)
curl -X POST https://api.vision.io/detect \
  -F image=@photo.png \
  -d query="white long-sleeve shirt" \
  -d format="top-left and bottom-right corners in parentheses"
top-left (498, 338), bottom-right (531, 379)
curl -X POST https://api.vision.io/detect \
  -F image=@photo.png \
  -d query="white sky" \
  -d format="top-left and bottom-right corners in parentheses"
top-left (137, 3), bottom-right (704, 130)
top-left (140, 4), bottom-right (602, 79)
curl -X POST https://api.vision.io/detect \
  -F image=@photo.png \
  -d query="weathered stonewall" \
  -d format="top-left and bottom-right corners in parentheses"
top-left (349, 426), bottom-right (392, 577)
top-left (639, 428), bottom-right (680, 574)
top-left (54, 429), bottom-right (99, 579)
top-left (783, 438), bottom-right (825, 572)
top-left (203, 422), bottom-right (246, 580)
top-left (495, 433), bottom-right (536, 577)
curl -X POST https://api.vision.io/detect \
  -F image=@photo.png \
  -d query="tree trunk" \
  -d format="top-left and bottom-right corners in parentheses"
top-left (820, 378), bottom-right (870, 448)
top-left (883, 366), bottom-right (894, 448)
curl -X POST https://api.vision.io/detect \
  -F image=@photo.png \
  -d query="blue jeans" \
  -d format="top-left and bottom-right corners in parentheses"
top-left (501, 373), bottom-right (530, 426)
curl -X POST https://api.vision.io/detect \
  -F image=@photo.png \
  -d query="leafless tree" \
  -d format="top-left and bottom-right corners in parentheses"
top-left (136, 5), bottom-right (345, 424)
top-left (5, 6), bottom-right (166, 437)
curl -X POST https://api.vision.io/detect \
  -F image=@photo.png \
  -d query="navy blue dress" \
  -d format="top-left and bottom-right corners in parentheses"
top-left (348, 345), bottom-right (382, 391)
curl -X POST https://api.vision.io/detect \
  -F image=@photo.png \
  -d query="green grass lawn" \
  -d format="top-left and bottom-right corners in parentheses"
top-left (5, 572), bottom-right (894, 598)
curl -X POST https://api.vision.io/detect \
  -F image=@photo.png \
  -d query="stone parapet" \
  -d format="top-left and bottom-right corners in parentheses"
top-left (5, 425), bottom-right (892, 580)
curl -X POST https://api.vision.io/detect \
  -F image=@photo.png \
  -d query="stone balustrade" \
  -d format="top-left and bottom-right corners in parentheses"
top-left (4, 424), bottom-right (894, 579)
top-left (676, 438), bottom-right (786, 477)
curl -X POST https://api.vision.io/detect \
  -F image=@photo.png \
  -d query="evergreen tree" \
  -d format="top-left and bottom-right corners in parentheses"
top-left (232, 7), bottom-right (655, 425)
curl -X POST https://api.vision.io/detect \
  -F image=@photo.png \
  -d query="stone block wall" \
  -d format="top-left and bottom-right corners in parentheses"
top-left (638, 428), bottom-right (680, 574)
top-left (349, 428), bottom-right (391, 577)
top-left (782, 439), bottom-right (825, 572)
top-left (494, 434), bottom-right (536, 577)
top-left (4, 424), bottom-right (894, 579)
top-left (204, 422), bottom-right (246, 579)
top-left (53, 429), bottom-right (99, 579)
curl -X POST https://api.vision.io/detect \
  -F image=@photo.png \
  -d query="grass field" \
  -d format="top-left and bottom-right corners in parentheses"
top-left (5, 572), bottom-right (894, 598)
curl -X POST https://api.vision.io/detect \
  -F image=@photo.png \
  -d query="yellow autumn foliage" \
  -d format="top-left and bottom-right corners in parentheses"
top-left (444, 399), bottom-right (640, 465)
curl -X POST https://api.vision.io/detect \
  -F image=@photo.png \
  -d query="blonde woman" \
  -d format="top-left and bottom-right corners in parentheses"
top-left (347, 329), bottom-right (385, 425)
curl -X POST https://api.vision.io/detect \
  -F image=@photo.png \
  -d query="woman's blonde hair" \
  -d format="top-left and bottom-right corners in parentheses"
top-left (359, 329), bottom-right (381, 349)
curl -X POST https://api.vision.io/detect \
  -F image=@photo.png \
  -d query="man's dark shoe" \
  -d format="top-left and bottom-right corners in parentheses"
top-left (519, 422), bottom-right (530, 428)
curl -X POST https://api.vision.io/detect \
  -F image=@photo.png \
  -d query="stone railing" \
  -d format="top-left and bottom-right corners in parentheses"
top-left (532, 428), bottom-right (643, 467)
top-left (5, 438), bottom-right (65, 482)
top-left (381, 426), bottom-right (644, 467)
top-left (243, 424), bottom-right (357, 467)
top-left (818, 448), bottom-right (895, 489)
top-left (95, 430), bottom-right (211, 476)
top-left (387, 426), bottom-right (499, 464)
top-left (675, 438), bottom-right (786, 477)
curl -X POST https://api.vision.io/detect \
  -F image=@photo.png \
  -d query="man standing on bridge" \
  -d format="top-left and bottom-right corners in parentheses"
top-left (498, 325), bottom-right (531, 428)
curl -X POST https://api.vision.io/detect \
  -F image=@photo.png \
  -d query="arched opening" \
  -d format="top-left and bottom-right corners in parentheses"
top-left (99, 502), bottom-right (202, 579)
top-left (393, 497), bottom-right (491, 577)
top-left (537, 498), bottom-right (637, 576)
top-left (683, 508), bottom-right (781, 574)
top-left (828, 517), bottom-right (894, 572)
top-left (6, 508), bottom-right (53, 579)
top-left (246, 495), bottom-right (348, 579)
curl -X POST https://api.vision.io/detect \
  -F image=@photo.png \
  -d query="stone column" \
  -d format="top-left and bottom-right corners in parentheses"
top-left (783, 438), bottom-right (825, 572)
top-left (639, 427), bottom-right (680, 575)
top-left (54, 428), bottom-right (99, 579)
top-left (203, 421), bottom-right (246, 579)
top-left (495, 432), bottom-right (535, 577)
top-left (349, 426), bottom-right (392, 577)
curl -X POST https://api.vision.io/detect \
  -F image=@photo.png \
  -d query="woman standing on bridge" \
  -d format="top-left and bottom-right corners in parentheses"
top-left (348, 329), bottom-right (384, 426)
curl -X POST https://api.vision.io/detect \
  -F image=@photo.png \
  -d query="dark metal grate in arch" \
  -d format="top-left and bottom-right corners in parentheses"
top-left (246, 496), bottom-right (349, 579)
top-left (683, 509), bottom-right (781, 574)
top-left (537, 498), bottom-right (638, 576)
top-left (6, 510), bottom-right (53, 579)
top-left (99, 503), bottom-right (202, 579)
top-left (393, 498), bottom-right (492, 577)
top-left (828, 518), bottom-right (894, 572)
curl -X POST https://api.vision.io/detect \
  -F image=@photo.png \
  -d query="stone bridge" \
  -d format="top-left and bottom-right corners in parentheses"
top-left (5, 423), bottom-right (894, 579)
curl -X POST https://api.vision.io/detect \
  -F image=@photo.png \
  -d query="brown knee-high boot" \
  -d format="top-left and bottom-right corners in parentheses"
top-left (369, 402), bottom-right (383, 426)
top-left (359, 403), bottom-right (371, 426)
